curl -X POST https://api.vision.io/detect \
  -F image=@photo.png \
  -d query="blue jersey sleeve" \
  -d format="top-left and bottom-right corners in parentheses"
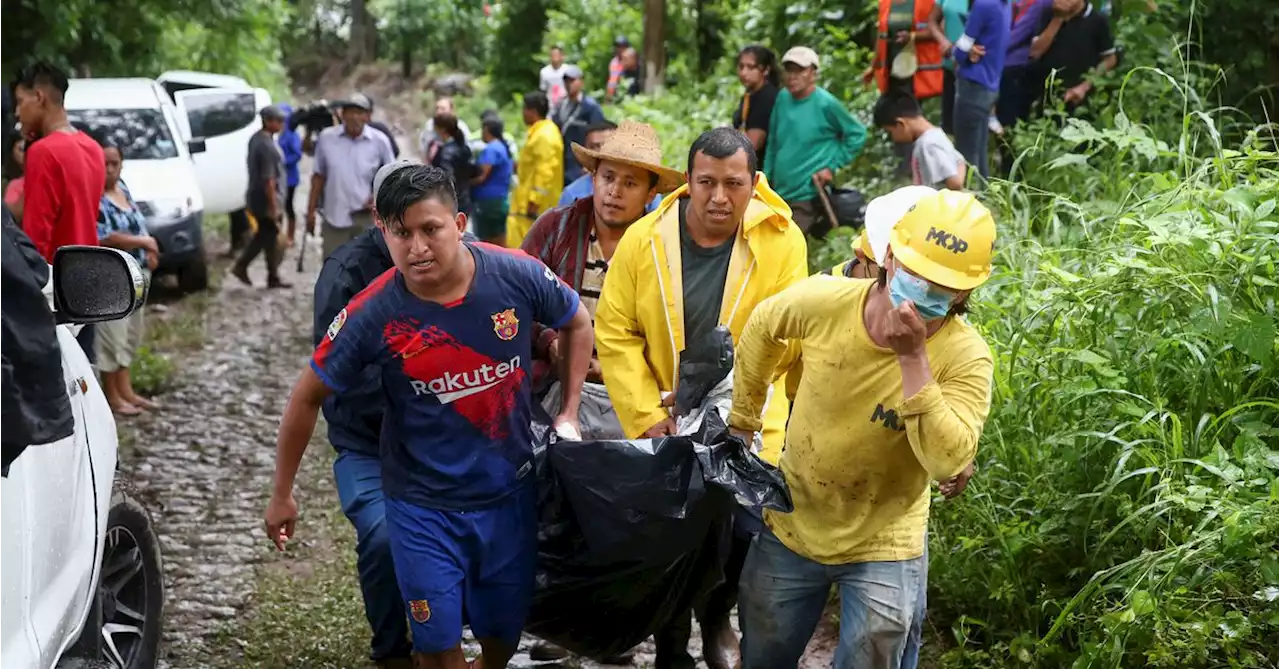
top-left (521, 255), bottom-right (580, 330)
top-left (311, 276), bottom-right (391, 393)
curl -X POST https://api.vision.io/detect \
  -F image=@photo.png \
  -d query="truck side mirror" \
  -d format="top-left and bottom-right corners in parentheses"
top-left (52, 246), bottom-right (146, 324)
top-left (188, 138), bottom-right (207, 155)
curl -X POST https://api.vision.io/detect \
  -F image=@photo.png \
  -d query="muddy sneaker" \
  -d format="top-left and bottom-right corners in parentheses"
top-left (528, 641), bottom-right (570, 661)
top-left (267, 277), bottom-right (294, 290)
top-left (231, 266), bottom-right (253, 287)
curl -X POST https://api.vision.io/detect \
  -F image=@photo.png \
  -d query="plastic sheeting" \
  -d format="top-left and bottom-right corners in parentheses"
top-left (525, 406), bottom-right (791, 659)
top-left (541, 380), bottom-right (626, 440)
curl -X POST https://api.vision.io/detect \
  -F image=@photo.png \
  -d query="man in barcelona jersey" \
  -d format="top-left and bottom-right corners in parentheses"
top-left (264, 163), bottom-right (594, 669)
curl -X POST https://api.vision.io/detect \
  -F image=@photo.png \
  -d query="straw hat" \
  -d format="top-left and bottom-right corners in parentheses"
top-left (571, 120), bottom-right (686, 193)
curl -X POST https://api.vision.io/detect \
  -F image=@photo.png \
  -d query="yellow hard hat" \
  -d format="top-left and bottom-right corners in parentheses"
top-left (850, 233), bottom-right (874, 260)
top-left (888, 191), bottom-right (996, 291)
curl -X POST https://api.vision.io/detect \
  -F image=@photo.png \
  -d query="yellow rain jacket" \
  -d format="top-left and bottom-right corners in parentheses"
top-left (506, 119), bottom-right (564, 248)
top-left (594, 175), bottom-right (808, 464)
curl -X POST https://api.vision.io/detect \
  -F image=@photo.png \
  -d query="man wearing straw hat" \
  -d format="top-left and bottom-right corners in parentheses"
top-left (522, 120), bottom-right (684, 393)
top-left (520, 118), bottom-right (684, 666)
top-left (595, 126), bottom-right (808, 669)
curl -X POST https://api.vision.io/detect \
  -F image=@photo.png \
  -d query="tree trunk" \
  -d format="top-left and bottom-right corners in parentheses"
top-left (642, 0), bottom-right (666, 94)
top-left (695, 0), bottom-right (705, 81)
top-left (348, 0), bottom-right (373, 65)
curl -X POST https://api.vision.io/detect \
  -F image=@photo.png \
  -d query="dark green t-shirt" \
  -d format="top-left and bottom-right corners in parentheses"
top-left (678, 200), bottom-right (735, 350)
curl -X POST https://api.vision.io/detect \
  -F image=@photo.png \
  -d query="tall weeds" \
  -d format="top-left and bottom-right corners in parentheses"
top-left (924, 71), bottom-right (1278, 666)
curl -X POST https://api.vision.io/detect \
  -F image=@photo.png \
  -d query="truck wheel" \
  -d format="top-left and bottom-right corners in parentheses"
top-left (177, 258), bottom-right (209, 292)
top-left (94, 484), bottom-right (165, 668)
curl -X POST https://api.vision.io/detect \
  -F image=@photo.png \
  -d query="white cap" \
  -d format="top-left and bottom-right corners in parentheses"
top-left (781, 46), bottom-right (820, 70)
top-left (373, 159), bottom-right (424, 202)
top-left (864, 186), bottom-right (937, 264)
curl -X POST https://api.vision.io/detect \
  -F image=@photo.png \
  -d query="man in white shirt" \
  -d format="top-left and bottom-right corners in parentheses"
top-left (308, 93), bottom-right (395, 260)
top-left (539, 46), bottom-right (569, 107)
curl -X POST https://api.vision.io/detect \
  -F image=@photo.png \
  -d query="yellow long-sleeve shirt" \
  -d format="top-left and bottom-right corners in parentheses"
top-left (729, 276), bottom-right (993, 564)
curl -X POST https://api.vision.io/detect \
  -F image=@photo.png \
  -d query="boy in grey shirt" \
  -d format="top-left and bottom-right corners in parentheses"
top-left (872, 93), bottom-right (967, 190)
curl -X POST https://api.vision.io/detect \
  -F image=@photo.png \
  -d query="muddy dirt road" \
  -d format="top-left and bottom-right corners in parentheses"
top-left (119, 233), bottom-right (332, 666)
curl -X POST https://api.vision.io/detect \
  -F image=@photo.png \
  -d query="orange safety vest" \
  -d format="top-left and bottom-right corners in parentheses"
top-left (875, 0), bottom-right (944, 100)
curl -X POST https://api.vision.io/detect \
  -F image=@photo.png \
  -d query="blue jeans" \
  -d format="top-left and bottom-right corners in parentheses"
top-left (334, 450), bottom-right (413, 661)
top-left (901, 534), bottom-right (928, 669)
top-left (953, 76), bottom-right (1001, 180)
top-left (738, 529), bottom-right (924, 669)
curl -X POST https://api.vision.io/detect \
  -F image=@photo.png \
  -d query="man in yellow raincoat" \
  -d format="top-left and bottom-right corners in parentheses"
top-left (506, 91), bottom-right (563, 248)
top-left (594, 127), bottom-right (807, 669)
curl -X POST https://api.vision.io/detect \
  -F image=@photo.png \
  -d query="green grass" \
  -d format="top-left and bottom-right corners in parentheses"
top-left (205, 213), bottom-right (232, 239)
top-left (205, 483), bottom-right (371, 669)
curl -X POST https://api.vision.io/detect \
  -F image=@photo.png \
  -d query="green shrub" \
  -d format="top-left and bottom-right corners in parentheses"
top-left (131, 345), bottom-right (176, 396)
top-left (925, 100), bottom-right (1278, 666)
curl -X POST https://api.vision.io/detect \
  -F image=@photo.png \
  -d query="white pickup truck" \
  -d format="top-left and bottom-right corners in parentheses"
top-left (65, 70), bottom-right (272, 293)
top-left (1, 243), bottom-right (163, 669)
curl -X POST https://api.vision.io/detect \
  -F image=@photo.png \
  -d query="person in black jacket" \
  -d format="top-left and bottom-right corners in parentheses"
top-left (311, 160), bottom-right (475, 668)
top-left (295, 98), bottom-right (402, 159)
top-left (428, 113), bottom-right (473, 216)
top-left (1, 204), bottom-right (73, 474)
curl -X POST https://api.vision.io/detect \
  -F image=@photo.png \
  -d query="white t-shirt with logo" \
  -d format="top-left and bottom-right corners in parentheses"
top-left (540, 64), bottom-right (568, 106)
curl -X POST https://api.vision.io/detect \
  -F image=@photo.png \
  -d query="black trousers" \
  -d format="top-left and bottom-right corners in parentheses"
top-left (234, 207), bottom-right (282, 279)
top-left (229, 208), bottom-right (251, 251)
top-left (284, 185), bottom-right (298, 224)
top-left (941, 68), bottom-right (957, 135)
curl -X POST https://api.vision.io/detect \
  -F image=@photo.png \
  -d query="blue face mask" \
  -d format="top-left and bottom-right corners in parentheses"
top-left (889, 268), bottom-right (955, 320)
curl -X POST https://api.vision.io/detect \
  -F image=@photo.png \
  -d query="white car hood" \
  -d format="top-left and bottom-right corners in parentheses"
top-left (119, 158), bottom-right (203, 211)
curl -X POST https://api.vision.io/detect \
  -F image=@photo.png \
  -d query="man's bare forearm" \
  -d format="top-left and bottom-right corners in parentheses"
top-left (272, 370), bottom-right (328, 497)
top-left (1029, 17), bottom-right (1063, 59)
top-left (265, 178), bottom-right (278, 214)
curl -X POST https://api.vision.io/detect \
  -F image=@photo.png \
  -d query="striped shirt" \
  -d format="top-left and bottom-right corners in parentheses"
top-left (579, 229), bottom-right (609, 320)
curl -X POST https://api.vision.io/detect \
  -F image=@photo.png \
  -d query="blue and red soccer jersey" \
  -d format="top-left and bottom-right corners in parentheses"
top-left (311, 242), bottom-right (580, 511)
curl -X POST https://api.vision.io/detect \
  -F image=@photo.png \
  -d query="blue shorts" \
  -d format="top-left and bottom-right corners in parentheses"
top-left (386, 485), bottom-right (537, 653)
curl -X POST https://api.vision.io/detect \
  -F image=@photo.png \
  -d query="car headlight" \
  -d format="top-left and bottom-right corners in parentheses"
top-left (142, 197), bottom-right (194, 222)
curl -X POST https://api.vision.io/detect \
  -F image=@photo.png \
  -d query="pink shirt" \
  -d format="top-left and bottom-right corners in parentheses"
top-left (4, 177), bottom-right (24, 207)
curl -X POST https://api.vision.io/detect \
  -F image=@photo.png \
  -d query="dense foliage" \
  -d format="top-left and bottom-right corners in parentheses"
top-left (2, 0), bottom-right (290, 99)
top-left (928, 117), bottom-right (1276, 668)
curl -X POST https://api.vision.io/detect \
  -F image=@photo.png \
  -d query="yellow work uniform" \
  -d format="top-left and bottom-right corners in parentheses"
top-left (729, 277), bottom-right (993, 564)
top-left (594, 175), bottom-right (807, 464)
top-left (506, 119), bottom-right (563, 248)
